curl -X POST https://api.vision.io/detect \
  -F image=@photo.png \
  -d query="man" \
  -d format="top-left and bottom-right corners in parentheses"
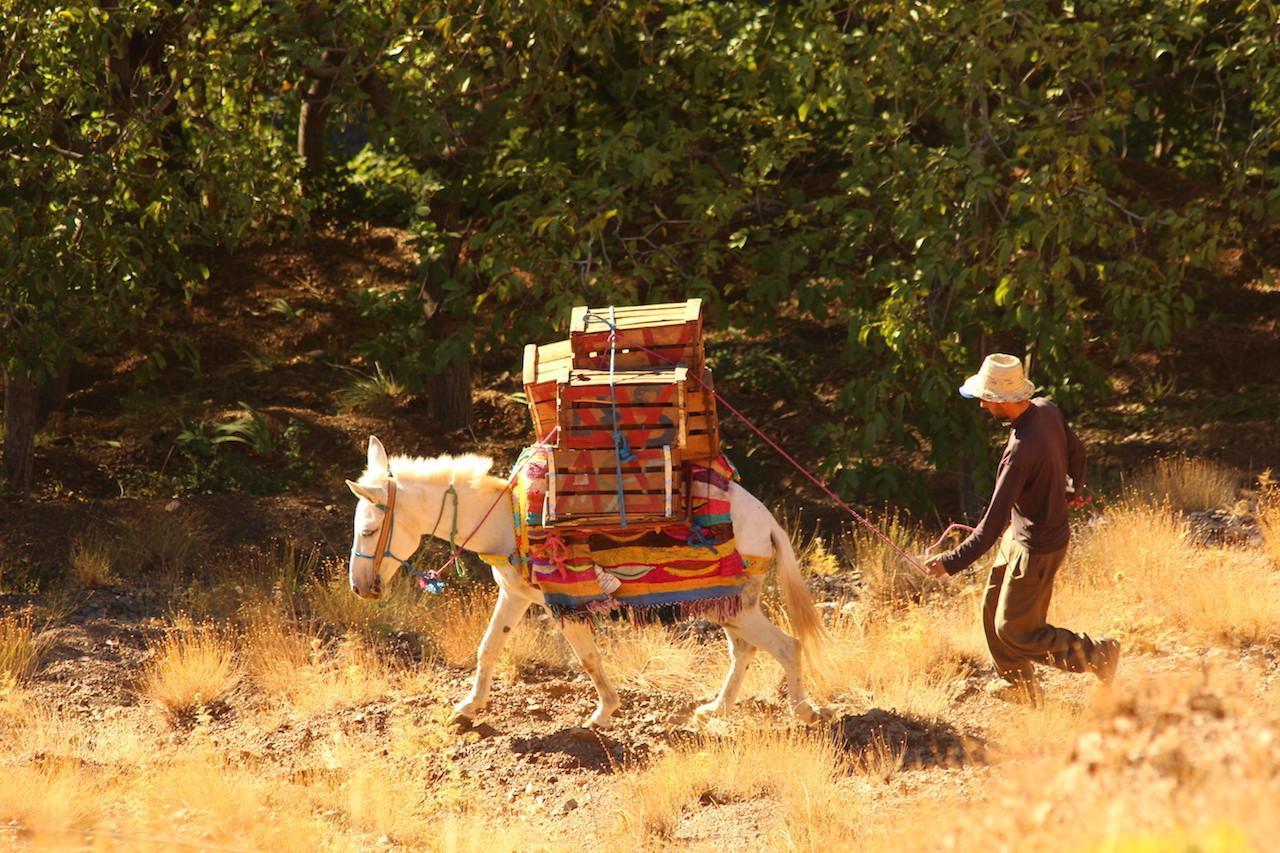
top-left (922, 353), bottom-right (1120, 702)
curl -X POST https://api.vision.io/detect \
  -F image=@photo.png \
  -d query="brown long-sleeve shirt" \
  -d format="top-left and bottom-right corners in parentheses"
top-left (941, 397), bottom-right (1086, 575)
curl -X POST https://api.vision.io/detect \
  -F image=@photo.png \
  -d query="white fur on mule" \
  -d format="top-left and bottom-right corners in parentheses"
top-left (346, 436), bottom-right (828, 729)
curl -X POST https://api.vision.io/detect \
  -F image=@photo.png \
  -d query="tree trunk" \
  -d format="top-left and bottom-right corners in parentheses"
top-left (426, 356), bottom-right (473, 431)
top-left (2, 373), bottom-right (39, 498)
top-left (297, 48), bottom-right (347, 193)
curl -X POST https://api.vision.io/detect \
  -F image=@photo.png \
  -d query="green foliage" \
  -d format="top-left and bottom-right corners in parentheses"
top-left (335, 364), bottom-right (408, 413)
top-left (333, 0), bottom-right (1278, 497)
top-left (5, 0), bottom-right (1279, 503)
top-left (154, 405), bottom-right (310, 496)
top-left (340, 146), bottom-right (440, 226)
top-left (0, 1), bottom-right (301, 386)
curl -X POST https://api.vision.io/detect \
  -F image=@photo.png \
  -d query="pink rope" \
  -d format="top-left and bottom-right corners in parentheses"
top-left (426, 426), bottom-right (560, 577)
top-left (573, 310), bottom-right (962, 577)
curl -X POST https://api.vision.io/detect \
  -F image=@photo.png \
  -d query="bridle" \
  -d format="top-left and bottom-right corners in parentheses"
top-left (351, 476), bottom-right (460, 582)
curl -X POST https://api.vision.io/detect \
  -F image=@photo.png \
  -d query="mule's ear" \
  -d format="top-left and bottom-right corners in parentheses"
top-left (346, 479), bottom-right (384, 505)
top-left (367, 435), bottom-right (388, 472)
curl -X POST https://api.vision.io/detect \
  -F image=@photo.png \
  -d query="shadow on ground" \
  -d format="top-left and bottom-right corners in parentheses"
top-left (830, 708), bottom-right (987, 769)
top-left (510, 727), bottom-right (650, 773)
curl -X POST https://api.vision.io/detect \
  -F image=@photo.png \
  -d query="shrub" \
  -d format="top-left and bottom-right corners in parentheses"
top-left (138, 621), bottom-right (241, 719)
top-left (0, 615), bottom-right (48, 684)
top-left (1129, 457), bottom-right (1238, 513)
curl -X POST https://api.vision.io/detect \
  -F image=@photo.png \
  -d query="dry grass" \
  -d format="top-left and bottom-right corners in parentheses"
top-left (1258, 488), bottom-right (1280, 569)
top-left (68, 535), bottom-right (117, 588)
top-left (109, 506), bottom-right (212, 579)
top-left (11, 470), bottom-right (1280, 851)
top-left (1129, 456), bottom-right (1239, 512)
top-left (426, 587), bottom-right (573, 676)
top-left (610, 724), bottom-right (850, 844)
top-left (0, 614), bottom-right (49, 684)
top-left (812, 601), bottom-right (981, 717)
top-left (1059, 502), bottom-right (1280, 647)
top-left (600, 624), bottom-right (719, 695)
top-left (850, 510), bottom-right (957, 608)
top-left (138, 620), bottom-right (241, 718)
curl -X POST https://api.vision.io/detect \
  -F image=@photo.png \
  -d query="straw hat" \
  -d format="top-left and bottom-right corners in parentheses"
top-left (958, 353), bottom-right (1036, 403)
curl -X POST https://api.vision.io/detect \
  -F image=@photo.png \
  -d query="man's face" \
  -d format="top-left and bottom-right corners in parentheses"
top-left (979, 399), bottom-right (1013, 421)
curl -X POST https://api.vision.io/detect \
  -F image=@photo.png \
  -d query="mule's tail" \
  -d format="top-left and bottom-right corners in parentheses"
top-left (770, 519), bottom-right (826, 648)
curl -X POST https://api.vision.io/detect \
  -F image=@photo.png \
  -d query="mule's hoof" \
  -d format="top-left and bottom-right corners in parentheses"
top-left (794, 701), bottom-right (830, 724)
top-left (693, 701), bottom-right (726, 720)
top-left (449, 711), bottom-right (475, 729)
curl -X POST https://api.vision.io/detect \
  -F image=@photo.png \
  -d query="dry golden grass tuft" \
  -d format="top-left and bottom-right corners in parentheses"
top-left (1060, 502), bottom-right (1280, 647)
top-left (610, 724), bottom-right (849, 845)
top-left (812, 601), bottom-right (980, 717)
top-left (0, 763), bottom-right (102, 841)
top-left (426, 587), bottom-right (573, 676)
top-left (0, 614), bottom-right (49, 684)
top-left (68, 535), bottom-right (117, 588)
top-left (851, 510), bottom-right (957, 608)
top-left (600, 624), bottom-right (719, 695)
top-left (138, 620), bottom-right (241, 718)
top-left (1129, 456), bottom-right (1239, 512)
top-left (1258, 486), bottom-right (1280, 569)
top-left (241, 603), bottom-right (398, 713)
top-left (109, 506), bottom-right (212, 580)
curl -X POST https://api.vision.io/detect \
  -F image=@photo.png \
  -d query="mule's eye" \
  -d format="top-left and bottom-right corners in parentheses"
top-left (361, 529), bottom-right (375, 538)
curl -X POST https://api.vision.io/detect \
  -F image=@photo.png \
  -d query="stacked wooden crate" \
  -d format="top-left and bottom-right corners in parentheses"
top-left (521, 299), bottom-right (721, 528)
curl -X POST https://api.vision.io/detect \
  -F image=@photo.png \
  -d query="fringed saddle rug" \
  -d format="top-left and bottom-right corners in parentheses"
top-left (508, 447), bottom-right (757, 620)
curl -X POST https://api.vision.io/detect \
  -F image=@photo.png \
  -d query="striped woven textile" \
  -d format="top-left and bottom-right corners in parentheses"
top-left (510, 446), bottom-right (752, 620)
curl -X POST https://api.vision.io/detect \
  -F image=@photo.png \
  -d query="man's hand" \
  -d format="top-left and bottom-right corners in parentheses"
top-left (1067, 492), bottom-right (1093, 509)
top-left (918, 556), bottom-right (949, 578)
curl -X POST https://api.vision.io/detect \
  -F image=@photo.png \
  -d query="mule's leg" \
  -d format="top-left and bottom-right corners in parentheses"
top-left (453, 589), bottom-right (533, 721)
top-left (695, 626), bottom-right (758, 719)
top-left (559, 618), bottom-right (620, 729)
top-left (727, 604), bottom-right (825, 723)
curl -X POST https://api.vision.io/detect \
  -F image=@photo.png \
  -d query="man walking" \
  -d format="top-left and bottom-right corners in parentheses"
top-left (923, 353), bottom-right (1120, 701)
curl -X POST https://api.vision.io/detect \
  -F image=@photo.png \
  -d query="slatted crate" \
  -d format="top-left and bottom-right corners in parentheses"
top-left (549, 368), bottom-right (687, 526)
top-left (569, 299), bottom-right (704, 373)
top-left (522, 339), bottom-right (572, 441)
top-left (545, 446), bottom-right (683, 525)
top-left (519, 299), bottom-right (723, 528)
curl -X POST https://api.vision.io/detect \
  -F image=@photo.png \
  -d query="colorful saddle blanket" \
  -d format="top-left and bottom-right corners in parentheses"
top-left (510, 447), bottom-right (749, 620)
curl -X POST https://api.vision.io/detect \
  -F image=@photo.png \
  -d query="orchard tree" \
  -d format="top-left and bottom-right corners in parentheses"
top-left (0, 0), bottom-right (299, 496)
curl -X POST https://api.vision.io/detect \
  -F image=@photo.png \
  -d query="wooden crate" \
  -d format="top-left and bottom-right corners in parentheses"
top-left (546, 446), bottom-right (684, 526)
top-left (569, 299), bottom-right (704, 373)
top-left (522, 339), bottom-right (572, 441)
top-left (520, 299), bottom-right (723, 528)
top-left (684, 367), bottom-right (720, 464)
top-left (548, 368), bottom-right (687, 526)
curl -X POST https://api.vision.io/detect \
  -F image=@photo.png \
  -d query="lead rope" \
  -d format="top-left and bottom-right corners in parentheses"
top-left (580, 311), bottom-right (951, 575)
top-left (411, 426), bottom-right (562, 591)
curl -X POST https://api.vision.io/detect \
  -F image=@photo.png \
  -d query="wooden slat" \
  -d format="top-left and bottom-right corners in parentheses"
top-left (564, 406), bottom-right (681, 430)
top-left (553, 492), bottom-right (672, 517)
top-left (556, 469), bottom-right (673, 494)
top-left (682, 433), bottom-right (714, 459)
top-left (553, 447), bottom-right (676, 471)
top-left (560, 381), bottom-right (681, 406)
top-left (560, 425), bottom-right (684, 450)
top-left (562, 367), bottom-right (687, 386)
top-left (574, 345), bottom-right (701, 372)
top-left (570, 301), bottom-right (698, 331)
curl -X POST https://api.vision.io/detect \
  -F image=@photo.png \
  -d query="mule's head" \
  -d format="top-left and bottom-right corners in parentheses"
top-left (345, 436), bottom-right (416, 599)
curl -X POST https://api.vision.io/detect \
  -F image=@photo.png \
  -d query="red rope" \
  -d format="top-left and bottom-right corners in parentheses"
top-left (575, 310), bottom-right (962, 576)
top-left (426, 426), bottom-right (559, 577)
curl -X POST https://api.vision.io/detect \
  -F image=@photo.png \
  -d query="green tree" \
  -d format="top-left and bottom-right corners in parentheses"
top-left (0, 0), bottom-right (299, 495)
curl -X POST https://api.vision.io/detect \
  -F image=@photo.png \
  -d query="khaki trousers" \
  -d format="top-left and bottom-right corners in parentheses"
top-left (982, 529), bottom-right (1102, 686)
